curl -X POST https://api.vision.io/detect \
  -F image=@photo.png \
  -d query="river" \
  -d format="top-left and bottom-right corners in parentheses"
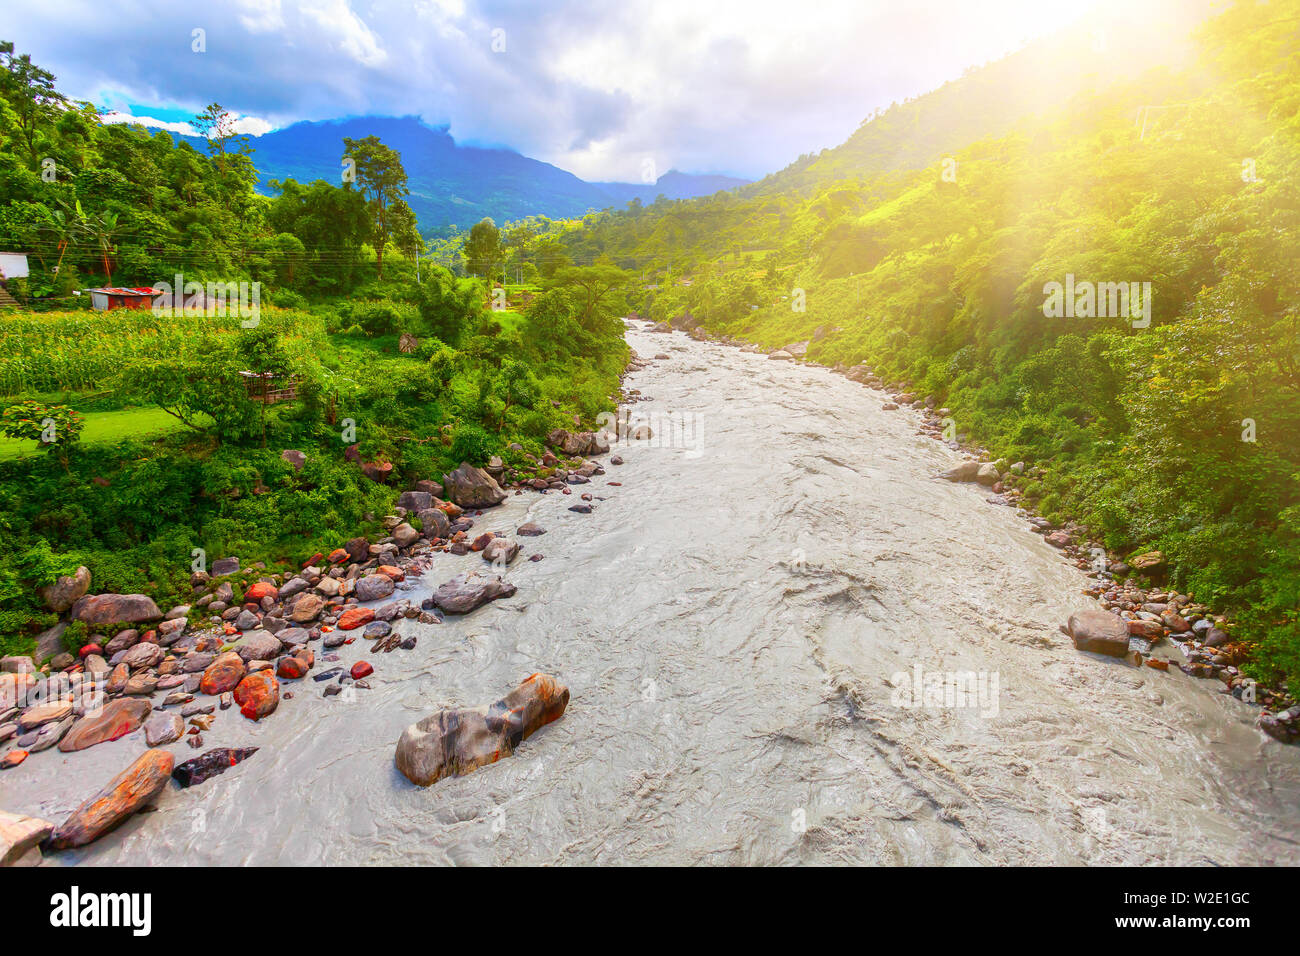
top-left (7, 321), bottom-right (1300, 865)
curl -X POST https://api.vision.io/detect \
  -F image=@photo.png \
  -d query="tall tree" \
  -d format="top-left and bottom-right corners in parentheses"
top-left (341, 135), bottom-right (409, 279)
top-left (193, 102), bottom-right (251, 176)
top-left (462, 217), bottom-right (504, 278)
top-left (0, 41), bottom-right (66, 167)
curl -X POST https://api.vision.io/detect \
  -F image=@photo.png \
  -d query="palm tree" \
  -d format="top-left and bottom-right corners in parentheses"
top-left (84, 209), bottom-right (122, 283)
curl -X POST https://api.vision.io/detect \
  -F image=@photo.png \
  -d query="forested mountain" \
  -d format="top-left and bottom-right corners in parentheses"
top-left (174, 115), bottom-right (747, 231)
top-left (555, 0), bottom-right (1300, 685)
top-left (744, 0), bottom-right (1216, 198)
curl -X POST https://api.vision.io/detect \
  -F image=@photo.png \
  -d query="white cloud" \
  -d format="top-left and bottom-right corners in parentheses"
top-left (7, 0), bottom-right (1110, 180)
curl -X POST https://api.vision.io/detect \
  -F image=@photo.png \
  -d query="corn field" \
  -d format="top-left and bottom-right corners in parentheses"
top-left (0, 309), bottom-right (328, 396)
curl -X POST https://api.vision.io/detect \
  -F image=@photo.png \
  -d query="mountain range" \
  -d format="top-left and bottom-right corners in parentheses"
top-left (178, 116), bottom-right (748, 233)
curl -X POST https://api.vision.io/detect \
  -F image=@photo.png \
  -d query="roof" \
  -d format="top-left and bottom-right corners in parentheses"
top-left (88, 287), bottom-right (159, 296)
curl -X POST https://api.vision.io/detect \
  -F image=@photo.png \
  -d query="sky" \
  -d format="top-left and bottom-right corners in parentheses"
top-left (6, 0), bottom-right (1104, 182)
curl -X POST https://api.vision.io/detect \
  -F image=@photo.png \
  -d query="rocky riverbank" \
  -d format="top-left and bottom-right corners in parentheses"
top-left (640, 315), bottom-right (1299, 746)
top-left (0, 397), bottom-right (644, 863)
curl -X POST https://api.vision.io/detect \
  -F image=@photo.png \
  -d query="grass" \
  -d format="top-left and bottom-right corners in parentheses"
top-left (0, 406), bottom-right (195, 460)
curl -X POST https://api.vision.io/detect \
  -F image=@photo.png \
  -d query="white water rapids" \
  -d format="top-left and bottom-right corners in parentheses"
top-left (6, 322), bottom-right (1300, 865)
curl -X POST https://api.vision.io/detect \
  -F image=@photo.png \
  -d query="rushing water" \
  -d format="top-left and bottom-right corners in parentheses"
top-left (7, 321), bottom-right (1300, 866)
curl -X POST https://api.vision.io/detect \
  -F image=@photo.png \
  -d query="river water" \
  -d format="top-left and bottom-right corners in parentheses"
top-left (7, 321), bottom-right (1300, 865)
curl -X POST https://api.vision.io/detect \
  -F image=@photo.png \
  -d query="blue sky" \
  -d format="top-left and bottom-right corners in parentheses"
top-left (6, 0), bottom-right (1105, 181)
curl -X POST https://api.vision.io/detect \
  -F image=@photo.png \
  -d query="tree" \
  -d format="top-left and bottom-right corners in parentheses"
top-left (0, 401), bottom-right (83, 473)
top-left (341, 135), bottom-right (409, 279)
top-left (462, 218), bottom-right (504, 278)
top-left (546, 264), bottom-right (629, 333)
top-left (192, 103), bottom-right (251, 176)
top-left (83, 209), bottom-right (122, 282)
top-left (0, 42), bottom-right (66, 167)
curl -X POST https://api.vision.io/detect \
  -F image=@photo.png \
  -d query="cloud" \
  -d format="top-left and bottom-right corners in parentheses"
top-left (5, 0), bottom-right (1104, 180)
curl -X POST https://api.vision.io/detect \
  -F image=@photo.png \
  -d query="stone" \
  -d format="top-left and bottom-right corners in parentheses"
top-left (40, 566), bottom-right (91, 614)
top-left (395, 673), bottom-right (569, 786)
top-left (516, 522), bottom-right (546, 537)
top-left (1127, 619), bottom-right (1164, 640)
top-left (290, 593), bottom-right (325, 623)
top-left (482, 538), bottom-right (520, 565)
top-left (0, 809), bottom-right (54, 867)
top-left (211, 557), bottom-right (240, 576)
top-left (172, 746), bottom-right (256, 786)
top-left (71, 593), bottom-right (162, 625)
top-left (233, 671), bottom-right (279, 721)
top-left (47, 749), bottom-right (174, 850)
top-left (1067, 610), bottom-right (1130, 658)
top-left (122, 642), bottom-right (165, 670)
top-left (568, 503), bottom-right (592, 514)
top-left (18, 701), bottom-right (73, 732)
top-left (975, 463), bottom-right (1000, 487)
top-left (337, 607), bottom-right (375, 630)
top-left (199, 652), bottom-right (247, 696)
top-left (234, 630), bottom-right (283, 663)
top-left (351, 661), bottom-right (373, 680)
top-left (418, 507), bottom-right (451, 539)
top-left (397, 490), bottom-right (434, 513)
top-left (431, 572), bottom-right (518, 615)
top-left (1130, 551), bottom-right (1166, 573)
top-left (143, 712), bottom-right (185, 747)
top-left (392, 523), bottom-right (420, 548)
top-left (939, 461), bottom-right (981, 482)
top-left (363, 621), bottom-right (391, 639)
top-left (277, 654), bottom-right (310, 679)
top-left (354, 574), bottom-right (396, 603)
top-left (58, 698), bottom-right (152, 752)
top-left (281, 449), bottom-right (307, 471)
top-left (244, 581), bottom-right (278, 603)
top-left (441, 463), bottom-right (508, 508)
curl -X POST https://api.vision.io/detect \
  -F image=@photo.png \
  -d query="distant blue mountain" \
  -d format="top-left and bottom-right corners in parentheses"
top-left (179, 116), bottom-right (748, 231)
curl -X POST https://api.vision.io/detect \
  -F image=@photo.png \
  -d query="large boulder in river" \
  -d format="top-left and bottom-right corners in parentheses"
top-left (440, 463), bottom-right (507, 508)
top-left (939, 461), bottom-right (981, 483)
top-left (975, 463), bottom-right (1000, 487)
top-left (395, 673), bottom-right (569, 786)
top-left (1067, 610), bottom-right (1130, 658)
top-left (71, 593), bottom-right (162, 625)
top-left (40, 566), bottom-right (90, 613)
top-left (431, 571), bottom-right (517, 614)
top-left (47, 749), bottom-right (174, 850)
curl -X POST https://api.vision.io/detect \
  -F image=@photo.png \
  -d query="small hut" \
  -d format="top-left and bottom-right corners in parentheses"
top-left (88, 287), bottom-right (158, 311)
top-left (239, 370), bottom-right (301, 404)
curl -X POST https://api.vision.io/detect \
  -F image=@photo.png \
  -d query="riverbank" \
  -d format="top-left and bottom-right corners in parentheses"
top-left (4, 320), bottom-right (1299, 866)
top-left (646, 317), bottom-right (1300, 746)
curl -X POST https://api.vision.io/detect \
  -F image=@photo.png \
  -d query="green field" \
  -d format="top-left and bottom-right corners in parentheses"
top-left (0, 406), bottom-right (194, 460)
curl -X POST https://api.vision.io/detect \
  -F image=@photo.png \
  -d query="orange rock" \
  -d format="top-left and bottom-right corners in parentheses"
top-left (200, 651), bottom-right (247, 696)
top-left (58, 698), bottom-right (152, 753)
top-left (1, 750), bottom-right (28, 770)
top-left (1145, 658), bottom-right (1170, 671)
top-left (470, 533), bottom-right (495, 552)
top-left (233, 671), bottom-right (279, 721)
top-left (337, 607), bottom-right (374, 630)
top-left (328, 548), bottom-right (349, 564)
top-left (47, 749), bottom-right (174, 849)
top-left (377, 565), bottom-right (405, 582)
top-left (245, 581), bottom-right (278, 602)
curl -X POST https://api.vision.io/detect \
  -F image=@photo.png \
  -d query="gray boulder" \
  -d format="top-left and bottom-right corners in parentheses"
top-left (441, 463), bottom-right (507, 508)
top-left (1067, 610), bottom-right (1130, 657)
